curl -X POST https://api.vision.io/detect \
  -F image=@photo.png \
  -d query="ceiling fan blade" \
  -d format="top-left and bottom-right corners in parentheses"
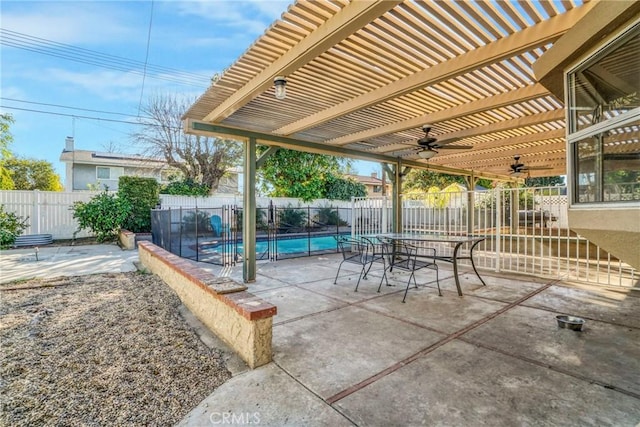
top-left (417, 136), bottom-right (437, 146)
top-left (434, 144), bottom-right (473, 150)
top-left (431, 137), bottom-right (461, 146)
top-left (522, 165), bottom-right (553, 170)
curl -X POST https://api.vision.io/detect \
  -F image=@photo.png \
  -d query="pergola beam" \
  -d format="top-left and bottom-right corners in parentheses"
top-left (184, 119), bottom-right (510, 181)
top-left (325, 83), bottom-right (551, 146)
top-left (375, 109), bottom-right (566, 155)
top-left (274, 4), bottom-right (594, 136)
top-left (202, 1), bottom-right (401, 123)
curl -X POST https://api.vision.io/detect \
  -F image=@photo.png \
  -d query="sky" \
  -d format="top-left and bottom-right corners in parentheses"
top-left (1, 0), bottom-right (380, 188)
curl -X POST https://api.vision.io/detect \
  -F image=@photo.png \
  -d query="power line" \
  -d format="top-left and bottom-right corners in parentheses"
top-left (1, 97), bottom-right (140, 118)
top-left (0, 28), bottom-right (213, 88)
top-left (138, 0), bottom-right (155, 115)
top-left (1, 105), bottom-right (145, 126)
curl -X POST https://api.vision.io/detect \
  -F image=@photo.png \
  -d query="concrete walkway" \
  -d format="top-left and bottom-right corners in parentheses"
top-left (0, 244), bottom-right (138, 284)
top-left (2, 245), bottom-right (638, 425)
top-left (182, 255), bottom-right (640, 426)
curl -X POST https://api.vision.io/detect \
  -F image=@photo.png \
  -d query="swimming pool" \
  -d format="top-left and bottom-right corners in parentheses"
top-left (202, 234), bottom-right (345, 259)
top-left (249, 235), bottom-right (341, 257)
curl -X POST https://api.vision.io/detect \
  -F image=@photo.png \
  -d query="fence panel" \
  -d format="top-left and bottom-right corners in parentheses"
top-left (159, 194), bottom-right (354, 209)
top-left (3, 188), bottom-right (636, 287)
top-left (0, 190), bottom-right (94, 239)
top-left (1, 190), bottom-right (356, 240)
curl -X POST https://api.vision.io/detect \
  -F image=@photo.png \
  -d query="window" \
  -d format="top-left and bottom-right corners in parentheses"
top-left (96, 166), bottom-right (124, 180)
top-left (568, 22), bottom-right (640, 204)
top-left (575, 119), bottom-right (640, 202)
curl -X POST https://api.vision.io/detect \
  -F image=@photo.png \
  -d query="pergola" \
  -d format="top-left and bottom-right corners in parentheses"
top-left (183, 0), bottom-right (596, 281)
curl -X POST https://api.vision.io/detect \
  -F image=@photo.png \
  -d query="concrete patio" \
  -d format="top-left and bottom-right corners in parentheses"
top-left (1, 244), bottom-right (638, 425)
top-left (181, 253), bottom-right (640, 426)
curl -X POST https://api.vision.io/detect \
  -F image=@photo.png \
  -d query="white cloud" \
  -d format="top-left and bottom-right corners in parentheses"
top-left (171, 0), bottom-right (290, 35)
top-left (45, 68), bottom-right (144, 103)
top-left (1, 2), bottom-right (139, 45)
top-left (39, 67), bottom-right (209, 104)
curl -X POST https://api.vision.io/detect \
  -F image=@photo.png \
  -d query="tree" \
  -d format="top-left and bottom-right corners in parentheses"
top-left (257, 148), bottom-right (354, 202)
top-left (160, 178), bottom-right (210, 196)
top-left (133, 94), bottom-right (242, 194)
top-left (0, 113), bottom-right (13, 157)
top-left (0, 114), bottom-right (15, 190)
top-left (323, 174), bottom-right (366, 200)
top-left (403, 169), bottom-right (493, 192)
top-left (1, 158), bottom-right (63, 191)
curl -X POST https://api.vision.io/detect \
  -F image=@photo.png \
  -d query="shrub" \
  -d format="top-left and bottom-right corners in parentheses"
top-left (118, 176), bottom-right (160, 233)
top-left (278, 204), bottom-right (307, 228)
top-left (160, 178), bottom-right (210, 196)
top-left (235, 208), bottom-right (268, 232)
top-left (0, 205), bottom-right (29, 248)
top-left (182, 210), bottom-right (211, 233)
top-left (72, 191), bottom-right (131, 242)
top-left (315, 206), bottom-right (347, 226)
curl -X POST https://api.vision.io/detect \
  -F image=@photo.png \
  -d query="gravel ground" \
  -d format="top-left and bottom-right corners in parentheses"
top-left (0, 272), bottom-right (231, 426)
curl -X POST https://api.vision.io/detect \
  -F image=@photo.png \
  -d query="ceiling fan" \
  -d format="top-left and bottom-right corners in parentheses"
top-left (509, 155), bottom-right (552, 177)
top-left (416, 125), bottom-right (473, 159)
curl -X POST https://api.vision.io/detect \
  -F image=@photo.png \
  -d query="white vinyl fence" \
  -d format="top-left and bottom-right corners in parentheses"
top-left (0, 190), bottom-right (95, 239)
top-left (158, 194), bottom-right (352, 209)
top-left (352, 187), bottom-right (637, 288)
top-left (2, 188), bottom-right (636, 288)
top-left (0, 191), bottom-right (352, 240)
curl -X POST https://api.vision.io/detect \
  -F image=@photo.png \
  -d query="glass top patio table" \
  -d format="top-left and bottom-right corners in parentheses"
top-left (368, 233), bottom-right (487, 296)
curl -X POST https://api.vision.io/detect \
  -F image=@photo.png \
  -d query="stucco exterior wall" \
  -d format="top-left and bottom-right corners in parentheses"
top-left (137, 242), bottom-right (276, 368)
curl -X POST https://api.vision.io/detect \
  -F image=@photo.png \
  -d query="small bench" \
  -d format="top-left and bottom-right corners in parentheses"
top-left (137, 241), bottom-right (276, 368)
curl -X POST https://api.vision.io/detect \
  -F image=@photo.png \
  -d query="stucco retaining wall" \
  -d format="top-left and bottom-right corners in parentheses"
top-left (137, 241), bottom-right (276, 368)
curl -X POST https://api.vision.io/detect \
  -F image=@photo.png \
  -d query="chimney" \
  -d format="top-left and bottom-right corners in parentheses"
top-left (371, 172), bottom-right (378, 179)
top-left (65, 136), bottom-right (74, 151)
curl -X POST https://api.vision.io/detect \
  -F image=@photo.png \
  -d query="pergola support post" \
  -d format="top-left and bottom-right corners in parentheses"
top-left (466, 173), bottom-right (477, 235)
top-left (385, 162), bottom-right (409, 233)
top-left (243, 137), bottom-right (257, 282)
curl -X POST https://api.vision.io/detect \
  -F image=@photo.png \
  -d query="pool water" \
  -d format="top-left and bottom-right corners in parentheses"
top-left (244, 235), bottom-right (340, 255)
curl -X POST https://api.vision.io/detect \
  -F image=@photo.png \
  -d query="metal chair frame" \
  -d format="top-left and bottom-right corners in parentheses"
top-left (378, 237), bottom-right (441, 302)
top-left (334, 236), bottom-right (386, 291)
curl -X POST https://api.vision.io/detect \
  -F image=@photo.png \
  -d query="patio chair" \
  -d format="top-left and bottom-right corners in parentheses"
top-left (378, 237), bottom-right (441, 303)
top-left (333, 236), bottom-right (385, 291)
top-left (210, 215), bottom-right (230, 237)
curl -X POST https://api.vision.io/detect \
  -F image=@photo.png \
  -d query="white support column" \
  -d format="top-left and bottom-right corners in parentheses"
top-left (495, 189), bottom-right (502, 273)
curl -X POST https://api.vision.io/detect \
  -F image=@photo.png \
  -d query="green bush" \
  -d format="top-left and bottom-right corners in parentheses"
top-left (72, 191), bottom-right (131, 242)
top-left (0, 205), bottom-right (29, 248)
top-left (278, 204), bottom-right (307, 228)
top-left (182, 210), bottom-right (211, 233)
top-left (160, 178), bottom-right (210, 196)
top-left (324, 174), bottom-right (366, 200)
top-left (118, 176), bottom-right (160, 233)
top-left (235, 208), bottom-right (268, 232)
top-left (315, 206), bottom-right (347, 226)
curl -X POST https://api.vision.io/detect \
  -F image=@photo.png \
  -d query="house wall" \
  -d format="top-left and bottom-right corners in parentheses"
top-left (71, 164), bottom-right (164, 191)
top-left (217, 175), bottom-right (239, 193)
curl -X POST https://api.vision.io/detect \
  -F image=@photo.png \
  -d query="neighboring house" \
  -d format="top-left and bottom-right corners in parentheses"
top-left (59, 137), bottom-right (239, 193)
top-left (346, 173), bottom-right (391, 197)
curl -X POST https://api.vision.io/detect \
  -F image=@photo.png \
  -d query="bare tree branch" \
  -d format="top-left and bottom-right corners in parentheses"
top-left (133, 94), bottom-right (242, 193)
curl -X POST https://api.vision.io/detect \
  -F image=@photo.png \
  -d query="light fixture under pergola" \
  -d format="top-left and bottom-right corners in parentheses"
top-left (274, 76), bottom-right (287, 100)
